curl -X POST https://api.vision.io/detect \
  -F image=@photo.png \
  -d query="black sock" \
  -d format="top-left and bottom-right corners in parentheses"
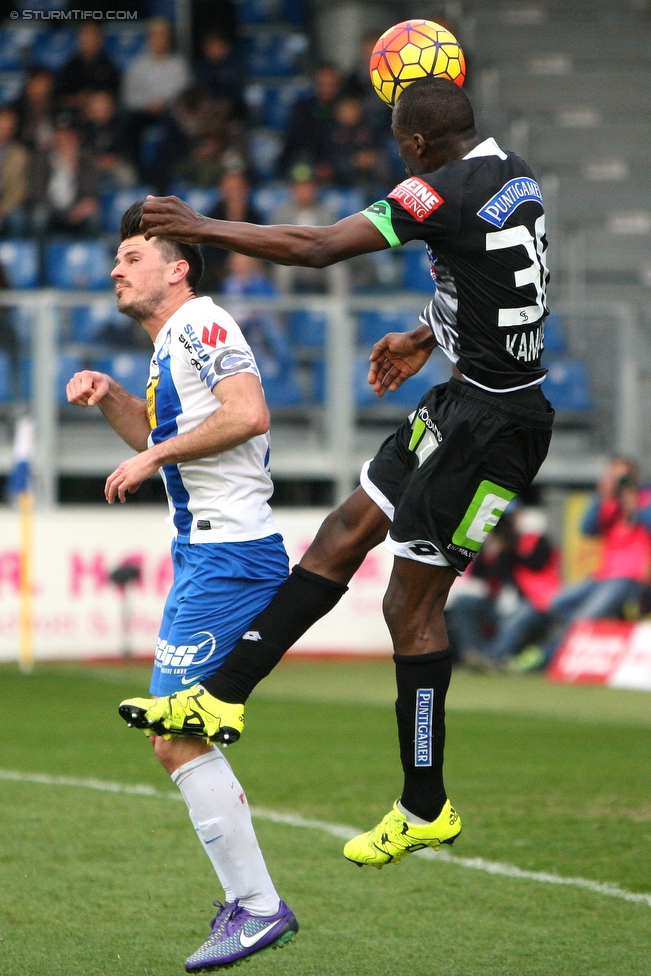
top-left (202, 566), bottom-right (348, 703)
top-left (394, 648), bottom-right (452, 823)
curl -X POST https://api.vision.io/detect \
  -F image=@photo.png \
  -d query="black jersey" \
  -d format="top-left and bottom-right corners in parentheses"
top-left (362, 138), bottom-right (550, 392)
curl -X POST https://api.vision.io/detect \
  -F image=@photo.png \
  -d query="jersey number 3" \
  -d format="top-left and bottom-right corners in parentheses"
top-left (486, 214), bottom-right (548, 327)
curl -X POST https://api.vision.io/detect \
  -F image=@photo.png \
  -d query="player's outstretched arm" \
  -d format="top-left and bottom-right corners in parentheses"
top-left (368, 324), bottom-right (438, 397)
top-left (140, 196), bottom-right (388, 268)
top-left (66, 370), bottom-right (150, 451)
top-left (105, 372), bottom-right (268, 503)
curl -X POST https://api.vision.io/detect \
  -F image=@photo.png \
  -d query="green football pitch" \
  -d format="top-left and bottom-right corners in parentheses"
top-left (0, 659), bottom-right (649, 976)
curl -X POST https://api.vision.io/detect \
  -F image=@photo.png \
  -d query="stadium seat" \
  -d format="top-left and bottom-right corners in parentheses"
top-left (0, 350), bottom-right (12, 402)
top-left (320, 188), bottom-right (364, 221)
top-left (248, 129), bottom-right (283, 180)
top-left (93, 353), bottom-right (151, 398)
top-left (103, 28), bottom-right (146, 70)
top-left (286, 310), bottom-right (326, 349)
top-left (543, 313), bottom-right (567, 354)
top-left (44, 241), bottom-right (112, 290)
top-left (31, 29), bottom-right (76, 71)
top-left (57, 353), bottom-right (84, 404)
top-left (0, 70), bottom-right (25, 106)
top-left (355, 352), bottom-right (450, 407)
top-left (0, 240), bottom-right (40, 288)
top-left (169, 185), bottom-right (219, 214)
top-left (358, 309), bottom-right (418, 347)
top-left (0, 29), bottom-right (27, 70)
top-left (238, 0), bottom-right (303, 25)
top-left (246, 80), bottom-right (311, 130)
top-left (543, 358), bottom-right (593, 412)
top-left (402, 247), bottom-right (435, 292)
top-left (70, 301), bottom-right (134, 345)
top-left (260, 368), bottom-right (303, 406)
top-left (246, 31), bottom-right (308, 76)
top-left (100, 187), bottom-right (154, 234)
top-left (251, 184), bottom-right (289, 222)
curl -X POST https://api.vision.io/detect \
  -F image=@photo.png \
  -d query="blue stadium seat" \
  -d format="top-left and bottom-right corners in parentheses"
top-left (320, 188), bottom-right (364, 221)
top-left (248, 130), bottom-right (283, 180)
top-left (0, 70), bottom-right (25, 106)
top-left (0, 240), bottom-right (39, 288)
top-left (93, 353), bottom-right (151, 398)
top-left (0, 29), bottom-right (26, 70)
top-left (0, 351), bottom-right (12, 401)
top-left (246, 31), bottom-right (308, 76)
top-left (402, 246), bottom-right (435, 292)
top-left (58, 353), bottom-right (83, 404)
top-left (45, 241), bottom-right (112, 290)
top-left (261, 368), bottom-right (303, 406)
top-left (249, 81), bottom-right (310, 130)
top-left (358, 309), bottom-right (417, 347)
top-left (103, 27), bottom-right (146, 70)
top-left (286, 310), bottom-right (326, 350)
top-left (542, 313), bottom-right (567, 354)
top-left (239, 0), bottom-right (304, 24)
top-left (100, 187), bottom-right (154, 234)
top-left (251, 184), bottom-right (289, 222)
top-left (9, 306), bottom-right (34, 345)
top-left (70, 301), bottom-right (132, 345)
top-left (543, 358), bottom-right (593, 412)
top-left (31, 29), bottom-right (76, 70)
top-left (355, 352), bottom-right (450, 407)
top-left (169, 185), bottom-right (219, 214)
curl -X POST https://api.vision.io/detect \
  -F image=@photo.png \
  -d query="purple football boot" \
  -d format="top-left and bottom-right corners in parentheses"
top-left (185, 899), bottom-right (298, 971)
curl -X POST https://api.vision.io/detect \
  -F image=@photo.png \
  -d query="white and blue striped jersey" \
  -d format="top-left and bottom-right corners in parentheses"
top-left (146, 295), bottom-right (278, 544)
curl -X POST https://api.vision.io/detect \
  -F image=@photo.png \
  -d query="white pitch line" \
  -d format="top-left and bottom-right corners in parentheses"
top-left (2, 769), bottom-right (650, 909)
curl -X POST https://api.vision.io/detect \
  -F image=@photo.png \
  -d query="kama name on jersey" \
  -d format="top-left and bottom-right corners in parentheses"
top-left (362, 137), bottom-right (550, 393)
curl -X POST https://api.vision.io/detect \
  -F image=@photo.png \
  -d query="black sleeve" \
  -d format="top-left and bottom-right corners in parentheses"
top-left (361, 163), bottom-right (464, 247)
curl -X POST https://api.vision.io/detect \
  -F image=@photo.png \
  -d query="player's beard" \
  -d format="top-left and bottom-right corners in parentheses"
top-left (116, 279), bottom-right (166, 321)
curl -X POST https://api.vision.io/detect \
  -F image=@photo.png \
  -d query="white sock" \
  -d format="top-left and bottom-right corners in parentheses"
top-left (172, 748), bottom-right (280, 916)
top-left (397, 800), bottom-right (433, 825)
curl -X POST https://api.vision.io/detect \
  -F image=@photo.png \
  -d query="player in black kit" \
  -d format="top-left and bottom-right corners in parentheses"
top-left (124, 78), bottom-right (554, 867)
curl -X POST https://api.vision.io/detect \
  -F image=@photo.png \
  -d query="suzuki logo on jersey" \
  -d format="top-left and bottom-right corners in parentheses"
top-left (183, 323), bottom-right (210, 363)
top-left (155, 631), bottom-right (217, 669)
top-left (477, 178), bottom-right (543, 228)
top-left (388, 178), bottom-right (444, 222)
top-left (202, 322), bottom-right (228, 348)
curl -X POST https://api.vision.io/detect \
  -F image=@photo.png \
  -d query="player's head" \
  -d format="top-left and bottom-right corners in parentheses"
top-left (392, 77), bottom-right (476, 174)
top-left (112, 200), bottom-right (204, 321)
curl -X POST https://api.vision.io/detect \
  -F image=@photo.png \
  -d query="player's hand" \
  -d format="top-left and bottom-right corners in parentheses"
top-left (368, 330), bottom-right (433, 397)
top-left (105, 450), bottom-right (161, 504)
top-left (66, 370), bottom-right (110, 407)
top-left (140, 195), bottom-right (208, 243)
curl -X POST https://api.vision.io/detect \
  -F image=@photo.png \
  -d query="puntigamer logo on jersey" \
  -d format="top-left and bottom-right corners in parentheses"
top-left (477, 178), bottom-right (543, 228)
top-left (388, 177), bottom-right (444, 222)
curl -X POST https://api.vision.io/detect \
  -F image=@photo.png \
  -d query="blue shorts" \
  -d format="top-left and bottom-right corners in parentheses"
top-left (150, 533), bottom-right (288, 696)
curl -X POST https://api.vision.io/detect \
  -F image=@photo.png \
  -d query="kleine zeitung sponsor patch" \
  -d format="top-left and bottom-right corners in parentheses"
top-left (388, 178), bottom-right (444, 222)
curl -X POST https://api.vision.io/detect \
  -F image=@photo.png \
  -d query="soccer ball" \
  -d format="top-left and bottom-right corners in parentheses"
top-left (369, 20), bottom-right (466, 107)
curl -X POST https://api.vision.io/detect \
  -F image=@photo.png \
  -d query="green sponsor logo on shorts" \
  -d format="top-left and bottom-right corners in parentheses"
top-left (408, 416), bottom-right (427, 452)
top-left (451, 479), bottom-right (517, 552)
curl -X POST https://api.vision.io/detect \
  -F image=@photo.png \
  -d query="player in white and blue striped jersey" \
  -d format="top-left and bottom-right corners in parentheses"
top-left (66, 202), bottom-right (298, 970)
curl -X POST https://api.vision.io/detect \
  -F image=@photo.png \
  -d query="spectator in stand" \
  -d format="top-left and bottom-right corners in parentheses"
top-left (201, 169), bottom-right (260, 290)
top-left (483, 506), bottom-right (562, 670)
top-left (0, 107), bottom-right (30, 234)
top-left (194, 31), bottom-right (246, 121)
top-left (121, 17), bottom-right (191, 173)
top-left (542, 457), bottom-right (651, 664)
top-left (81, 90), bottom-right (135, 189)
top-left (271, 163), bottom-right (336, 294)
top-left (31, 116), bottom-right (99, 235)
top-left (15, 68), bottom-right (56, 152)
top-left (169, 84), bottom-right (246, 190)
top-left (343, 32), bottom-right (393, 138)
top-left (326, 94), bottom-right (387, 191)
top-left (277, 63), bottom-right (341, 180)
top-left (55, 23), bottom-right (120, 109)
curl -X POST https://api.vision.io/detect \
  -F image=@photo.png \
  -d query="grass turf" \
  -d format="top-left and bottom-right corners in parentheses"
top-left (0, 660), bottom-right (649, 976)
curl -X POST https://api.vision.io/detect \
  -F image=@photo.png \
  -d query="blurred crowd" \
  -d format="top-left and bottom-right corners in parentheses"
top-left (0, 18), bottom-right (396, 247)
top-left (445, 458), bottom-right (651, 673)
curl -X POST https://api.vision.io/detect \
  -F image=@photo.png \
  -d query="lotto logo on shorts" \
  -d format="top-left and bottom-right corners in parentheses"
top-left (415, 689), bottom-right (434, 767)
top-left (388, 178), bottom-right (444, 222)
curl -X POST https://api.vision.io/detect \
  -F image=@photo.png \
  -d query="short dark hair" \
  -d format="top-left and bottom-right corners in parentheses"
top-left (393, 77), bottom-right (475, 142)
top-left (119, 200), bottom-right (204, 293)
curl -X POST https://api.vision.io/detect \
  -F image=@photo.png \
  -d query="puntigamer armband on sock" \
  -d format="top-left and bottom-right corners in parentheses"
top-left (202, 566), bottom-right (348, 704)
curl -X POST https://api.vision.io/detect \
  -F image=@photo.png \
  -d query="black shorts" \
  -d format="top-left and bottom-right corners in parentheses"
top-left (362, 378), bottom-right (554, 574)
